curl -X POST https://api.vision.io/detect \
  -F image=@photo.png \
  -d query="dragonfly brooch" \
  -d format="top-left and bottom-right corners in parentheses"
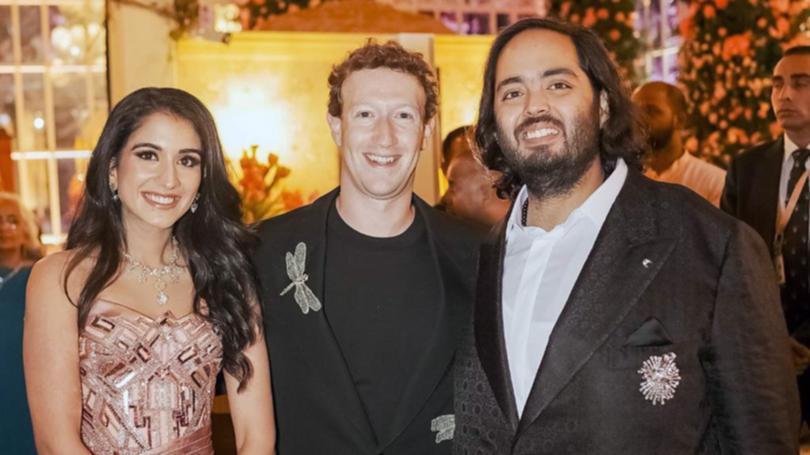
top-left (280, 242), bottom-right (322, 314)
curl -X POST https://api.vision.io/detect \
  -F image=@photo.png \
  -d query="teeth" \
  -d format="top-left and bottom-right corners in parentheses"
top-left (525, 128), bottom-right (559, 139)
top-left (367, 154), bottom-right (395, 164)
top-left (144, 193), bottom-right (177, 205)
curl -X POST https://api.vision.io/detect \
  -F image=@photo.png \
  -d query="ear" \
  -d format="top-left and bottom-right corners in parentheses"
top-left (326, 113), bottom-right (342, 147)
top-left (599, 91), bottom-right (610, 128)
top-left (109, 159), bottom-right (118, 186)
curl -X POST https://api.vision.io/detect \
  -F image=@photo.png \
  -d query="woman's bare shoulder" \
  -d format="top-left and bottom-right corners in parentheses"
top-left (29, 249), bottom-right (95, 305)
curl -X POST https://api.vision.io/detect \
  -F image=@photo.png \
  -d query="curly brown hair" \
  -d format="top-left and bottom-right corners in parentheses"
top-left (327, 40), bottom-right (438, 122)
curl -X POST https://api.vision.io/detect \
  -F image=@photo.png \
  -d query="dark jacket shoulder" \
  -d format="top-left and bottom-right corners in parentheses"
top-left (636, 172), bottom-right (768, 260)
top-left (731, 138), bottom-right (782, 168)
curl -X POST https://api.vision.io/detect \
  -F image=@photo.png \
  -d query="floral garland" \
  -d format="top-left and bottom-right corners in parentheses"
top-left (678, 0), bottom-right (806, 166)
top-left (548, 0), bottom-right (644, 83)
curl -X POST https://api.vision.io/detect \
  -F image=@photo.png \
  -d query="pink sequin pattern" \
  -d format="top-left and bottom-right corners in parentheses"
top-left (78, 302), bottom-right (222, 455)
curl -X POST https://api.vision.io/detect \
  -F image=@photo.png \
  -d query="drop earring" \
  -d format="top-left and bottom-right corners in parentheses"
top-left (109, 179), bottom-right (118, 202)
top-left (190, 193), bottom-right (200, 213)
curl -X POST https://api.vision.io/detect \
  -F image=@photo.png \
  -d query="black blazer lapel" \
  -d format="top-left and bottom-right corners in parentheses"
top-left (516, 171), bottom-right (680, 436)
top-left (376, 197), bottom-right (472, 451)
top-left (475, 207), bottom-right (520, 431)
top-left (749, 137), bottom-right (783, 255)
top-left (278, 189), bottom-right (378, 449)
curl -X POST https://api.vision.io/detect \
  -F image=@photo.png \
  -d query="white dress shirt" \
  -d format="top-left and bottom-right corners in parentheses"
top-left (778, 135), bottom-right (810, 241)
top-left (644, 151), bottom-right (726, 207)
top-left (502, 159), bottom-right (628, 416)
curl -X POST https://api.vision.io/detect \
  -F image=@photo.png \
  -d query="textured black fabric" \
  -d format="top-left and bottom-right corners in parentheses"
top-left (255, 189), bottom-right (482, 455)
top-left (782, 148), bottom-right (810, 338)
top-left (456, 170), bottom-right (800, 454)
top-left (721, 137), bottom-right (783, 256)
top-left (723, 138), bottom-right (810, 427)
top-left (325, 203), bottom-right (438, 442)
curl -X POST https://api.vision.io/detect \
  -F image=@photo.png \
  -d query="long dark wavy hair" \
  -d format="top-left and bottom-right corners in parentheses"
top-left (65, 87), bottom-right (259, 390)
top-left (475, 18), bottom-right (645, 199)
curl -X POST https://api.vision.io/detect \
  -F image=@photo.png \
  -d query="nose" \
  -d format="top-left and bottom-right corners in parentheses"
top-left (774, 83), bottom-right (792, 103)
top-left (0, 218), bottom-right (18, 233)
top-left (375, 118), bottom-right (397, 148)
top-left (159, 160), bottom-right (180, 189)
top-left (525, 89), bottom-right (549, 117)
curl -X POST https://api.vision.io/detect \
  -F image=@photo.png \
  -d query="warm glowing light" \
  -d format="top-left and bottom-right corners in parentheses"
top-left (214, 4), bottom-right (242, 33)
top-left (212, 78), bottom-right (296, 167)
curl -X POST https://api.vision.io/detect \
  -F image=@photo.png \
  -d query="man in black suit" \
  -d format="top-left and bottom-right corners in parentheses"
top-left (254, 41), bottom-right (480, 454)
top-left (722, 45), bottom-right (810, 428)
top-left (454, 18), bottom-right (799, 454)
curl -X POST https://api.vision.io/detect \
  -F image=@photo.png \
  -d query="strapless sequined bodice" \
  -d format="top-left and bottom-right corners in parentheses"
top-left (78, 299), bottom-right (222, 455)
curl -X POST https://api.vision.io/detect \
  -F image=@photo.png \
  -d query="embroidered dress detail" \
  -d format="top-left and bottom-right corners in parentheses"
top-left (79, 302), bottom-right (221, 454)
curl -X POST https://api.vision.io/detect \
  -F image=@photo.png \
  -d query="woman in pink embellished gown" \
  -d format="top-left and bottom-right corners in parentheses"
top-left (23, 88), bottom-right (276, 454)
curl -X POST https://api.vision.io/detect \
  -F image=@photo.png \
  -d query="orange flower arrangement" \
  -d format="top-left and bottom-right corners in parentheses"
top-left (231, 144), bottom-right (300, 223)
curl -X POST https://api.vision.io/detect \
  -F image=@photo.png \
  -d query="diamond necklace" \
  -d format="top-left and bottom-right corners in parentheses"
top-left (123, 238), bottom-right (183, 306)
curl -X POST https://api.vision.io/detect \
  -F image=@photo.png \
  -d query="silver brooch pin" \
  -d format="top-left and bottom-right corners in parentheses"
top-left (280, 242), bottom-right (322, 314)
top-left (642, 258), bottom-right (653, 268)
top-left (638, 352), bottom-right (681, 405)
top-left (430, 414), bottom-right (455, 444)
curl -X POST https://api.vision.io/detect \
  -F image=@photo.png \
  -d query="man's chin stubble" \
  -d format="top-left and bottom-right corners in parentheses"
top-left (514, 145), bottom-right (599, 200)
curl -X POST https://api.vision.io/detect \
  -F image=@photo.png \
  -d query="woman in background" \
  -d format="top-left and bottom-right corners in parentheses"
top-left (0, 192), bottom-right (42, 454)
top-left (24, 87), bottom-right (275, 454)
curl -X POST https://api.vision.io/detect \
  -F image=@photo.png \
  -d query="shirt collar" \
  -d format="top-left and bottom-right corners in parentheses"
top-left (784, 134), bottom-right (800, 162)
top-left (507, 158), bottom-right (628, 237)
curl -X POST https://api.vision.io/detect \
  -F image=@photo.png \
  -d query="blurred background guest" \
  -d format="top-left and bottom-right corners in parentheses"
top-left (435, 126), bottom-right (470, 211)
top-left (0, 192), bottom-right (43, 455)
top-left (441, 125), bottom-right (510, 229)
top-left (632, 81), bottom-right (725, 207)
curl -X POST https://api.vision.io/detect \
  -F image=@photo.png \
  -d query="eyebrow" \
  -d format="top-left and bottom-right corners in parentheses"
top-left (131, 142), bottom-right (202, 154)
top-left (495, 67), bottom-right (580, 92)
top-left (773, 74), bottom-right (810, 81)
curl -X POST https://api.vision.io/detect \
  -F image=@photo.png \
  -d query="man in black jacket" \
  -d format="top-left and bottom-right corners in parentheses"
top-left (454, 18), bottom-right (799, 454)
top-left (722, 45), bottom-right (810, 429)
top-left (254, 40), bottom-right (480, 455)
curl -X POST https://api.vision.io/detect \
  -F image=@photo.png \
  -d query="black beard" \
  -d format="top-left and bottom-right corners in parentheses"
top-left (497, 109), bottom-right (600, 200)
top-left (646, 122), bottom-right (675, 151)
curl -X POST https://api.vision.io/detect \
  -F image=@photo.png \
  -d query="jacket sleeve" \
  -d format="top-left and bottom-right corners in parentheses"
top-left (708, 221), bottom-right (799, 454)
top-left (719, 157), bottom-right (739, 217)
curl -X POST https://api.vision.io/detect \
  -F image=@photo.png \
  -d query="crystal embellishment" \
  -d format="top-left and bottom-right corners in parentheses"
top-left (637, 352), bottom-right (681, 405)
top-left (123, 237), bottom-right (183, 306)
top-left (430, 414), bottom-right (455, 444)
top-left (280, 242), bottom-right (322, 314)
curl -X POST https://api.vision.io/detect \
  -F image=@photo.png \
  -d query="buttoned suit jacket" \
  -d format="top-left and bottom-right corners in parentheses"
top-left (720, 137), bottom-right (784, 256)
top-left (454, 170), bottom-right (799, 454)
top-left (254, 189), bottom-right (481, 455)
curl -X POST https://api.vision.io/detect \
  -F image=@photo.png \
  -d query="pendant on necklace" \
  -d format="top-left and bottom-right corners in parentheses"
top-left (158, 290), bottom-right (169, 306)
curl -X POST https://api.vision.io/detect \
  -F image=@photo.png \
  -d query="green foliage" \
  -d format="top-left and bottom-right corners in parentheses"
top-left (548, 0), bottom-right (644, 82)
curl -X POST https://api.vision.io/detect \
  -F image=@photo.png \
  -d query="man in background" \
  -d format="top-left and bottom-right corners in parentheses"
top-left (632, 81), bottom-right (725, 206)
top-left (722, 45), bottom-right (810, 430)
top-left (442, 126), bottom-right (510, 229)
